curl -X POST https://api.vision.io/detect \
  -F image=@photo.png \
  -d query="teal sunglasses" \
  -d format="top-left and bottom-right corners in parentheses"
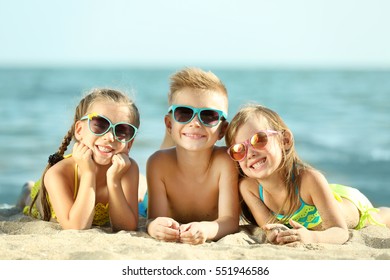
top-left (80, 113), bottom-right (138, 143)
top-left (168, 105), bottom-right (227, 127)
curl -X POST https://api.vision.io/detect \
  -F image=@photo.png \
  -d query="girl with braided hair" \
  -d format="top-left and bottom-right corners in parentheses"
top-left (22, 88), bottom-right (140, 231)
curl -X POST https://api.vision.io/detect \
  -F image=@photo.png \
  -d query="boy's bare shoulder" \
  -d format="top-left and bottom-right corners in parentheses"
top-left (147, 147), bottom-right (176, 166)
top-left (211, 145), bottom-right (229, 156)
top-left (211, 146), bottom-right (237, 174)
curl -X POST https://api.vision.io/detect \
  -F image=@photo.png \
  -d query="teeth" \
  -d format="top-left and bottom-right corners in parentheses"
top-left (251, 158), bottom-right (266, 169)
top-left (98, 146), bottom-right (113, 153)
top-left (185, 133), bottom-right (203, 139)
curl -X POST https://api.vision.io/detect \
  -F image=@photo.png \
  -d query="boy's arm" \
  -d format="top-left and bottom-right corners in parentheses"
top-left (146, 152), bottom-right (180, 241)
top-left (212, 155), bottom-right (240, 239)
top-left (180, 154), bottom-right (240, 244)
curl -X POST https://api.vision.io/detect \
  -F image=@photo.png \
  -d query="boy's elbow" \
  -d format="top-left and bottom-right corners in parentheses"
top-left (224, 215), bottom-right (240, 234)
top-left (232, 219), bottom-right (240, 233)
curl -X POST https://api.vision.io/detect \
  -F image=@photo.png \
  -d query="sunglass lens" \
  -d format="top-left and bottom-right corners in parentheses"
top-left (174, 107), bottom-right (194, 123)
top-left (229, 144), bottom-right (246, 161)
top-left (251, 132), bottom-right (268, 149)
top-left (89, 116), bottom-right (110, 135)
top-left (200, 110), bottom-right (220, 126)
top-left (115, 124), bottom-right (136, 142)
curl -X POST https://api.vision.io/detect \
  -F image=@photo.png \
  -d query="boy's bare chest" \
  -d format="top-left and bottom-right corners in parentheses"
top-left (165, 175), bottom-right (219, 223)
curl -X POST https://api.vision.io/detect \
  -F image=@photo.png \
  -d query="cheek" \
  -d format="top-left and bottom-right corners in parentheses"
top-left (77, 125), bottom-right (95, 147)
top-left (116, 144), bottom-right (129, 154)
top-left (171, 122), bottom-right (183, 134)
top-left (238, 161), bottom-right (248, 170)
top-left (268, 142), bottom-right (284, 161)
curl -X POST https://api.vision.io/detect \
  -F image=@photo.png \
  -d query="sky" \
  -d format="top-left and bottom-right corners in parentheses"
top-left (1, 0), bottom-right (390, 69)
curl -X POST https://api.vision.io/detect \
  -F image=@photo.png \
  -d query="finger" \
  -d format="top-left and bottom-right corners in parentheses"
top-left (179, 224), bottom-right (190, 233)
top-left (285, 241), bottom-right (300, 247)
top-left (170, 221), bottom-right (180, 230)
top-left (111, 154), bottom-right (121, 166)
top-left (262, 224), bottom-right (288, 232)
top-left (73, 142), bottom-right (80, 149)
top-left (180, 232), bottom-right (202, 244)
top-left (155, 228), bottom-right (180, 241)
top-left (278, 232), bottom-right (298, 244)
top-left (262, 223), bottom-right (279, 230)
top-left (289, 219), bottom-right (304, 229)
top-left (180, 228), bottom-right (198, 238)
top-left (277, 229), bottom-right (297, 238)
top-left (76, 143), bottom-right (90, 155)
top-left (158, 218), bottom-right (180, 230)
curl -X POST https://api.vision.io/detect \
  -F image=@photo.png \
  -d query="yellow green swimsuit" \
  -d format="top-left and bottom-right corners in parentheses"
top-left (259, 183), bottom-right (384, 229)
top-left (23, 156), bottom-right (110, 226)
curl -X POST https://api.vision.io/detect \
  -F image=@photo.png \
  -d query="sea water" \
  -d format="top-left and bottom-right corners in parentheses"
top-left (0, 67), bottom-right (389, 207)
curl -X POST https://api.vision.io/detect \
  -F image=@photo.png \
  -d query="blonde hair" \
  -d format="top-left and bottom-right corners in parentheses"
top-left (29, 88), bottom-right (140, 221)
top-left (225, 103), bottom-right (312, 225)
top-left (168, 67), bottom-right (228, 104)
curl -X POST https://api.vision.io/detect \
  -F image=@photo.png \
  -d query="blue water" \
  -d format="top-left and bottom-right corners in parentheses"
top-left (0, 68), bottom-right (389, 207)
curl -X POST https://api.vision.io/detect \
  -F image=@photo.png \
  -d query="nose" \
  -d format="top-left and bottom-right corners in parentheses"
top-left (103, 128), bottom-right (115, 142)
top-left (188, 114), bottom-right (201, 127)
top-left (246, 144), bottom-right (257, 160)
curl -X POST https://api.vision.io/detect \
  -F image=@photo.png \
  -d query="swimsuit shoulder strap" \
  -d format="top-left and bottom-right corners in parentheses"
top-left (258, 184), bottom-right (265, 202)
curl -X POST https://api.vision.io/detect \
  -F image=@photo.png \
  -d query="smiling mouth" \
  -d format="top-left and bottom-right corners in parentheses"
top-left (183, 133), bottom-right (205, 139)
top-left (250, 157), bottom-right (266, 169)
top-left (97, 145), bottom-right (114, 153)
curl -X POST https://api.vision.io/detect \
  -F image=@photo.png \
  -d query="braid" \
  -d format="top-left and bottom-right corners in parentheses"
top-left (29, 130), bottom-right (74, 221)
top-left (58, 129), bottom-right (74, 155)
top-left (28, 87), bottom-right (139, 222)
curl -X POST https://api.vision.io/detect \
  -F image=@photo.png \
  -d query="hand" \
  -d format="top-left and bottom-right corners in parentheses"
top-left (147, 217), bottom-right (180, 242)
top-left (263, 220), bottom-right (308, 245)
top-left (179, 222), bottom-right (208, 245)
top-left (107, 153), bottom-right (131, 183)
top-left (262, 223), bottom-right (290, 244)
top-left (72, 142), bottom-right (96, 173)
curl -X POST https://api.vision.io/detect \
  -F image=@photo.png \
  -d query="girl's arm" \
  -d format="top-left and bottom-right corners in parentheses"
top-left (45, 153), bottom-right (97, 230)
top-left (301, 170), bottom-right (349, 244)
top-left (239, 178), bottom-right (274, 227)
top-left (274, 170), bottom-right (349, 245)
top-left (107, 155), bottom-right (139, 232)
top-left (240, 178), bottom-right (290, 244)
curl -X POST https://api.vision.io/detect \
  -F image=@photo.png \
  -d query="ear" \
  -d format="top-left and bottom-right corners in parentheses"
top-left (164, 114), bottom-right (173, 135)
top-left (218, 120), bottom-right (229, 140)
top-left (74, 120), bottom-right (84, 142)
top-left (281, 129), bottom-right (293, 150)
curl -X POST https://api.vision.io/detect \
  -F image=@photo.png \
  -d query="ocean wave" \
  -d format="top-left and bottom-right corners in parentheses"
top-left (371, 149), bottom-right (390, 161)
top-left (0, 203), bottom-right (13, 210)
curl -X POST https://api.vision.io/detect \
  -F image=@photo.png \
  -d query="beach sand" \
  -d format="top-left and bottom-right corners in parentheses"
top-left (1, 208), bottom-right (390, 260)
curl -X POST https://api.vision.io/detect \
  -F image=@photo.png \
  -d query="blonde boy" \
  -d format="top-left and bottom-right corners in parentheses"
top-left (146, 67), bottom-right (239, 244)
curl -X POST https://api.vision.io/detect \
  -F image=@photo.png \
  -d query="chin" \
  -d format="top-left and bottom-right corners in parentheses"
top-left (92, 155), bottom-right (112, 166)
